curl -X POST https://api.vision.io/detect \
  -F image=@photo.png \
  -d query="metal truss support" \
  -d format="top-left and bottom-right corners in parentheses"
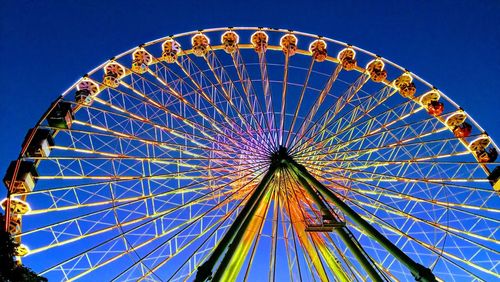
top-left (287, 158), bottom-right (437, 282)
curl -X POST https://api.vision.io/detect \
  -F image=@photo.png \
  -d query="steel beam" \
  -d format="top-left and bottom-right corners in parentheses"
top-left (194, 165), bottom-right (277, 282)
top-left (287, 159), bottom-right (437, 282)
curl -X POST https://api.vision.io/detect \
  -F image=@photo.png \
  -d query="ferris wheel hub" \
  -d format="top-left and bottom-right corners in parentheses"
top-left (269, 145), bottom-right (292, 167)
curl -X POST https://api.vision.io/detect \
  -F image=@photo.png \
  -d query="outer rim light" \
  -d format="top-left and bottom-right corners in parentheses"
top-left (468, 136), bottom-right (491, 151)
top-left (308, 39), bottom-right (327, 53)
top-left (162, 39), bottom-right (182, 51)
top-left (132, 48), bottom-right (152, 65)
top-left (220, 31), bottom-right (240, 44)
top-left (191, 33), bottom-right (210, 45)
top-left (445, 111), bottom-right (467, 127)
top-left (17, 244), bottom-right (31, 257)
top-left (250, 31), bottom-right (269, 45)
top-left (76, 78), bottom-right (100, 93)
top-left (103, 61), bottom-right (126, 78)
top-left (0, 197), bottom-right (32, 215)
top-left (418, 90), bottom-right (441, 105)
top-left (365, 58), bottom-right (385, 70)
top-left (337, 47), bottom-right (357, 59)
top-left (279, 34), bottom-right (298, 49)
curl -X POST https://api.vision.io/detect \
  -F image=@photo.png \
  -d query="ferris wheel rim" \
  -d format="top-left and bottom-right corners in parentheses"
top-left (3, 26), bottom-right (499, 281)
top-left (47, 26), bottom-right (497, 154)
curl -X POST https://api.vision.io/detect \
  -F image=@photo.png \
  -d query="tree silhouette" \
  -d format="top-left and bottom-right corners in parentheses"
top-left (0, 213), bottom-right (47, 282)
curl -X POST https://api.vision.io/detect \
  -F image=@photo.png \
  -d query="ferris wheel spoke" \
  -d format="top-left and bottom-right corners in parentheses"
top-left (308, 180), bottom-right (499, 266)
top-left (309, 158), bottom-right (493, 192)
top-left (284, 59), bottom-right (315, 148)
top-left (295, 70), bottom-right (370, 145)
top-left (293, 97), bottom-right (424, 159)
top-left (291, 64), bottom-right (343, 151)
top-left (139, 66), bottom-right (257, 151)
top-left (52, 118), bottom-right (261, 163)
top-left (204, 48), bottom-right (275, 150)
top-left (184, 55), bottom-right (271, 153)
top-left (299, 154), bottom-right (486, 184)
top-left (258, 50), bottom-right (279, 149)
top-left (91, 82), bottom-right (267, 158)
top-left (90, 92), bottom-right (249, 152)
top-left (28, 188), bottom-right (224, 261)
top-left (301, 160), bottom-right (493, 190)
top-left (99, 73), bottom-right (239, 143)
top-left (307, 165), bottom-right (499, 215)
top-left (20, 160), bottom-right (264, 215)
top-left (152, 61), bottom-right (246, 138)
top-left (111, 171), bottom-right (262, 282)
top-left (145, 64), bottom-right (272, 156)
top-left (70, 111), bottom-right (264, 160)
top-left (174, 56), bottom-right (269, 152)
top-left (21, 163), bottom-right (267, 256)
top-left (294, 85), bottom-right (399, 156)
top-left (344, 191), bottom-right (499, 267)
top-left (316, 134), bottom-right (474, 160)
top-left (30, 154), bottom-right (263, 182)
top-left (342, 197), bottom-right (499, 280)
top-left (71, 188), bottom-right (242, 282)
top-left (144, 64), bottom-right (240, 135)
top-left (158, 168), bottom-right (275, 282)
top-left (37, 165), bottom-right (266, 279)
top-left (296, 108), bottom-right (446, 161)
top-left (298, 165), bottom-right (498, 242)
top-left (343, 183), bottom-right (499, 246)
top-left (278, 52), bottom-right (291, 145)
top-left (133, 210), bottom-right (238, 282)
top-left (344, 223), bottom-right (480, 281)
top-left (231, 47), bottom-right (277, 151)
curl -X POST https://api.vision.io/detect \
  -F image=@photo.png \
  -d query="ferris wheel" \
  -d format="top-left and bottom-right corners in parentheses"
top-left (2, 27), bottom-right (499, 282)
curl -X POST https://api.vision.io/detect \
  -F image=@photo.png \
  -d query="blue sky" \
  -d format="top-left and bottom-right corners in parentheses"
top-left (1, 0), bottom-right (499, 203)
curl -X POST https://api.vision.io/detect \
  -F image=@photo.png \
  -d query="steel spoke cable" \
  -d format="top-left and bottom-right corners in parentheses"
top-left (39, 162), bottom-right (268, 276)
top-left (103, 79), bottom-right (270, 158)
top-left (204, 46), bottom-right (276, 153)
top-left (172, 57), bottom-right (272, 154)
top-left (141, 63), bottom-right (272, 155)
top-left (45, 124), bottom-right (265, 163)
top-left (258, 48), bottom-right (280, 151)
top-left (28, 162), bottom-right (268, 256)
top-left (295, 84), bottom-right (399, 153)
top-left (289, 64), bottom-right (343, 149)
top-left (289, 72), bottom-right (369, 155)
top-left (176, 54), bottom-right (273, 155)
top-left (291, 97), bottom-right (425, 158)
top-left (230, 46), bottom-right (278, 154)
top-left (279, 52), bottom-right (291, 145)
top-left (305, 165), bottom-right (499, 217)
top-left (111, 168), bottom-right (267, 281)
top-left (18, 160), bottom-right (268, 217)
top-left (284, 58), bottom-right (315, 148)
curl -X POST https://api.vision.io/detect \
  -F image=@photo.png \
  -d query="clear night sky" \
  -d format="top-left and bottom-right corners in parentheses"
top-left (0, 0), bottom-right (499, 198)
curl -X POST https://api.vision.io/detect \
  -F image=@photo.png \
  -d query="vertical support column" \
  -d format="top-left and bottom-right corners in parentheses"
top-left (288, 159), bottom-right (437, 282)
top-left (291, 168), bottom-right (383, 282)
top-left (194, 165), bottom-right (277, 282)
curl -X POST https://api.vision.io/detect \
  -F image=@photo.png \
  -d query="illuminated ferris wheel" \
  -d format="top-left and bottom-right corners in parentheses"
top-left (2, 27), bottom-right (499, 282)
